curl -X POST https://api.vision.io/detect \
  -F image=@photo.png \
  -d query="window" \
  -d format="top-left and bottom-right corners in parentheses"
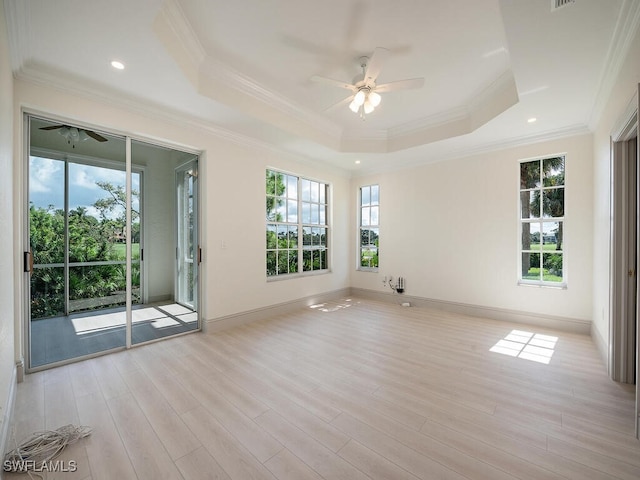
top-left (266, 169), bottom-right (329, 277)
top-left (519, 156), bottom-right (565, 286)
top-left (359, 184), bottom-right (379, 270)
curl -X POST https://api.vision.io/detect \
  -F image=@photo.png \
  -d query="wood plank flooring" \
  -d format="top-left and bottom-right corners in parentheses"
top-left (5, 298), bottom-right (639, 480)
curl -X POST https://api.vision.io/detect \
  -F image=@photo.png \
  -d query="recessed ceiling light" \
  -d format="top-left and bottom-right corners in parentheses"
top-left (527, 117), bottom-right (537, 123)
top-left (111, 60), bottom-right (125, 70)
top-left (355, 160), bottom-right (361, 164)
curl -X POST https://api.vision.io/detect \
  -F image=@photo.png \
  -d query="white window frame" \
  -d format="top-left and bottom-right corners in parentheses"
top-left (358, 184), bottom-right (379, 271)
top-left (266, 169), bottom-right (330, 279)
top-left (518, 155), bottom-right (567, 288)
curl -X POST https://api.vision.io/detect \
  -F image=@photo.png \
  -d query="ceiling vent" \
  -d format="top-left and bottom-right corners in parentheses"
top-left (552, 0), bottom-right (576, 11)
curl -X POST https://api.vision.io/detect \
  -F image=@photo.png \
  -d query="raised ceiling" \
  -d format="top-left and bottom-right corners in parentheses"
top-left (4, 0), bottom-right (639, 173)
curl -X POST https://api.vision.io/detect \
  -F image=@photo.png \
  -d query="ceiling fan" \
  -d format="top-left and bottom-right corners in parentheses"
top-left (311, 47), bottom-right (425, 119)
top-left (40, 124), bottom-right (108, 147)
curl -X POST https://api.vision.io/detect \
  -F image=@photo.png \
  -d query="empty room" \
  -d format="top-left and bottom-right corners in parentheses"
top-left (1, 0), bottom-right (640, 479)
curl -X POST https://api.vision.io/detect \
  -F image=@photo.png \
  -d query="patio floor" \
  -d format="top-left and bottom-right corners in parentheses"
top-left (30, 302), bottom-right (199, 368)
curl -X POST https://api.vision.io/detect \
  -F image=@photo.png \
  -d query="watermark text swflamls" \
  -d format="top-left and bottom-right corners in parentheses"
top-left (3, 459), bottom-right (78, 473)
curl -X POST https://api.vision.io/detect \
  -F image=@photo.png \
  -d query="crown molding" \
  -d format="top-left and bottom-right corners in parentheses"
top-left (353, 123), bottom-right (591, 177)
top-left (14, 63), bottom-right (351, 178)
top-left (3, 0), bottom-right (31, 73)
top-left (588, 0), bottom-right (640, 130)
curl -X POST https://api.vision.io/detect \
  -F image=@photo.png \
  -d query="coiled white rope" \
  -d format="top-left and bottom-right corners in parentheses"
top-left (3, 424), bottom-right (92, 479)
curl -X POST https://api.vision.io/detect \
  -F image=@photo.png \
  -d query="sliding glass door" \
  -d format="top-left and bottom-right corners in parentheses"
top-left (26, 116), bottom-right (200, 369)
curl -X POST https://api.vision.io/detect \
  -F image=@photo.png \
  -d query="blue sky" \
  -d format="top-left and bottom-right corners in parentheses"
top-left (30, 156), bottom-right (140, 219)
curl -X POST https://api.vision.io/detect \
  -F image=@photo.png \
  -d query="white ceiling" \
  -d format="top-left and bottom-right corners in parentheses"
top-left (4, 0), bottom-right (639, 174)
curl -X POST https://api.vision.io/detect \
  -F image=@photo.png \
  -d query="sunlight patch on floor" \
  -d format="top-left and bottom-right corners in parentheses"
top-left (490, 329), bottom-right (558, 364)
top-left (309, 299), bottom-right (353, 312)
top-left (71, 304), bottom-right (196, 334)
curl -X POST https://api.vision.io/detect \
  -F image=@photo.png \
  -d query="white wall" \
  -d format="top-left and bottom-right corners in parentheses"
top-left (592, 26), bottom-right (640, 361)
top-left (0, 0), bottom-right (16, 455)
top-left (13, 80), bottom-right (351, 331)
top-left (351, 134), bottom-right (594, 323)
top-left (133, 142), bottom-right (176, 303)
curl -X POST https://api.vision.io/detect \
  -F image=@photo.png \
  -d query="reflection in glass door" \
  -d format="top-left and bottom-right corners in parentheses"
top-left (176, 160), bottom-right (198, 310)
top-left (130, 141), bottom-right (199, 345)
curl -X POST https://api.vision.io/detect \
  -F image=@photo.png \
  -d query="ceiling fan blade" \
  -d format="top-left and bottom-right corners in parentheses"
top-left (375, 77), bottom-right (425, 93)
top-left (364, 47), bottom-right (390, 84)
top-left (325, 94), bottom-right (355, 112)
top-left (39, 125), bottom-right (63, 130)
top-left (310, 75), bottom-right (357, 91)
top-left (84, 130), bottom-right (108, 142)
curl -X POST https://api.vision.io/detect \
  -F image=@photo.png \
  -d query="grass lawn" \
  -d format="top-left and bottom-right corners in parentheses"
top-left (528, 242), bottom-right (560, 251)
top-left (523, 268), bottom-right (562, 283)
top-left (112, 243), bottom-right (140, 260)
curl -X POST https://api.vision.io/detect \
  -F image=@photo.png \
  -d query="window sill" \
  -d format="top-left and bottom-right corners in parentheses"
top-left (518, 280), bottom-right (567, 290)
top-left (267, 269), bottom-right (331, 282)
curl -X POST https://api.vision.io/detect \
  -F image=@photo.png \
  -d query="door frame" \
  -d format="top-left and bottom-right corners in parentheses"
top-left (609, 86), bottom-right (639, 438)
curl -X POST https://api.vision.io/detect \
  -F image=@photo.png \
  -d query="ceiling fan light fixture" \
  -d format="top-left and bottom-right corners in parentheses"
top-left (78, 130), bottom-right (90, 142)
top-left (363, 99), bottom-right (375, 115)
top-left (353, 89), bottom-right (366, 107)
top-left (349, 99), bottom-right (360, 113)
top-left (369, 91), bottom-right (381, 107)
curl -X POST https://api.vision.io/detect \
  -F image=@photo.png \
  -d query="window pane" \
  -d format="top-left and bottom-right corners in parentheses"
top-left (287, 199), bottom-right (298, 222)
top-left (361, 186), bottom-right (370, 207)
top-left (542, 188), bottom-right (564, 218)
top-left (287, 175), bottom-right (297, 199)
top-left (311, 181), bottom-right (319, 202)
top-left (319, 205), bottom-right (326, 225)
top-left (289, 226), bottom-right (298, 248)
top-left (522, 252), bottom-right (541, 281)
top-left (301, 179), bottom-right (311, 201)
top-left (520, 191), bottom-right (540, 219)
top-left (319, 228), bottom-right (327, 247)
top-left (370, 206), bottom-right (379, 225)
top-left (277, 225), bottom-right (288, 248)
top-left (521, 161), bottom-right (540, 189)
top-left (360, 228), bottom-right (370, 247)
top-left (303, 250), bottom-right (312, 271)
top-left (543, 157), bottom-right (564, 187)
top-left (320, 249), bottom-right (327, 269)
top-left (543, 253), bottom-right (563, 282)
top-left (288, 250), bottom-right (298, 273)
top-left (266, 251), bottom-right (277, 276)
top-left (312, 250), bottom-right (320, 269)
top-left (302, 202), bottom-right (311, 223)
top-left (371, 185), bottom-right (379, 205)
top-left (522, 222), bottom-right (541, 251)
top-left (302, 226), bottom-right (312, 246)
top-left (278, 251), bottom-right (289, 274)
top-left (266, 224), bottom-right (277, 248)
top-left (276, 200), bottom-right (286, 222)
top-left (319, 184), bottom-right (326, 204)
top-left (542, 222), bottom-right (562, 250)
top-left (266, 170), bottom-right (276, 195)
top-left (311, 204), bottom-right (319, 224)
top-left (361, 206), bottom-right (370, 226)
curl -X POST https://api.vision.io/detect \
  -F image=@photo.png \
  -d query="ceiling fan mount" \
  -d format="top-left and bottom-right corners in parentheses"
top-left (311, 47), bottom-right (425, 119)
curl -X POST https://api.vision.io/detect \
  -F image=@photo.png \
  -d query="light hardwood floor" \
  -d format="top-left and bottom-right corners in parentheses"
top-left (5, 297), bottom-right (640, 480)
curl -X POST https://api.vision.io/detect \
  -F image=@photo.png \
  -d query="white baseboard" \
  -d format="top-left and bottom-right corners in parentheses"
top-left (0, 365), bottom-right (17, 462)
top-left (350, 288), bottom-right (591, 334)
top-left (204, 288), bottom-right (351, 333)
top-left (591, 322), bottom-right (609, 372)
